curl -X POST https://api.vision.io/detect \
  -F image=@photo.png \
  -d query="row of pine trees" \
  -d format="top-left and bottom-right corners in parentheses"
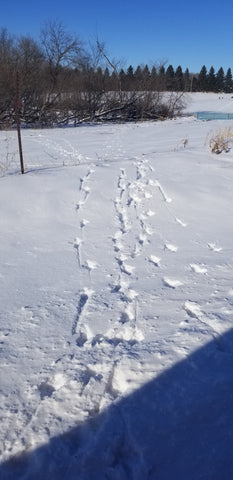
top-left (102, 64), bottom-right (233, 93)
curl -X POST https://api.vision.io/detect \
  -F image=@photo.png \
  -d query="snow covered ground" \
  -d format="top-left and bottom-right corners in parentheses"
top-left (1, 93), bottom-right (233, 478)
top-left (183, 91), bottom-right (233, 113)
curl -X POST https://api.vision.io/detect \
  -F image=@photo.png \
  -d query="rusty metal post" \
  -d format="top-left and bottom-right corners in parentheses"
top-left (15, 71), bottom-right (24, 174)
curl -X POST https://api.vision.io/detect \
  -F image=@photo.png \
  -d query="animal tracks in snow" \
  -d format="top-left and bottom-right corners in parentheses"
top-left (72, 162), bottom-right (145, 351)
top-left (113, 159), bottom-right (191, 330)
top-left (183, 300), bottom-right (230, 342)
top-left (153, 179), bottom-right (172, 204)
top-left (149, 255), bottom-right (161, 267)
top-left (208, 242), bottom-right (223, 252)
top-left (71, 156), bottom-right (223, 363)
top-left (71, 155), bottom-right (221, 375)
top-left (175, 217), bottom-right (187, 227)
top-left (84, 259), bottom-right (99, 280)
top-left (73, 236), bottom-right (82, 266)
top-left (163, 277), bottom-right (183, 289)
top-left (190, 263), bottom-right (208, 274)
top-left (72, 289), bottom-right (91, 336)
top-left (76, 167), bottom-right (94, 210)
top-left (38, 372), bottom-right (67, 400)
top-left (116, 253), bottom-right (135, 276)
top-left (164, 243), bottom-right (178, 252)
top-left (183, 300), bottom-right (202, 319)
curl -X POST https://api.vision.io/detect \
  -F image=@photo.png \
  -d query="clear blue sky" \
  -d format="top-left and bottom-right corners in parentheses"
top-left (1, 0), bottom-right (233, 73)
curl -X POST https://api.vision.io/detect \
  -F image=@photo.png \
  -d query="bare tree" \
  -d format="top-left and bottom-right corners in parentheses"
top-left (0, 28), bottom-right (15, 127)
top-left (15, 36), bottom-right (45, 124)
top-left (96, 39), bottom-right (122, 99)
top-left (38, 20), bottom-right (83, 125)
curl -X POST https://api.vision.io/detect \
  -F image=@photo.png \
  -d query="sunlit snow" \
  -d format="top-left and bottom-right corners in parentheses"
top-left (1, 93), bottom-right (233, 478)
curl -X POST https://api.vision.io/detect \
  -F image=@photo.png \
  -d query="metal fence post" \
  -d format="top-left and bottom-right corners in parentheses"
top-left (15, 71), bottom-right (24, 174)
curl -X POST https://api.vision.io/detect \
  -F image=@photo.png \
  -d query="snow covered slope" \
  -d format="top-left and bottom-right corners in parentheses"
top-left (1, 114), bottom-right (233, 478)
top-left (184, 91), bottom-right (233, 113)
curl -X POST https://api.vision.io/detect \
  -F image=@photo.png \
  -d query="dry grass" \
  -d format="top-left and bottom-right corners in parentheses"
top-left (208, 127), bottom-right (233, 154)
top-left (0, 134), bottom-right (17, 176)
top-left (174, 136), bottom-right (188, 151)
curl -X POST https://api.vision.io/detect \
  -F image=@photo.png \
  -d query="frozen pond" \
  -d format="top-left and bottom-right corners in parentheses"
top-left (197, 111), bottom-right (233, 120)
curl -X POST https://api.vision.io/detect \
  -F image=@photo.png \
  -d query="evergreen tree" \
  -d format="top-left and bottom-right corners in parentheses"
top-left (158, 65), bottom-right (166, 90)
top-left (183, 68), bottom-right (190, 91)
top-left (175, 65), bottom-right (183, 91)
top-left (134, 65), bottom-right (143, 89)
top-left (142, 64), bottom-right (150, 89)
top-left (225, 68), bottom-right (233, 93)
top-left (142, 64), bottom-right (150, 79)
top-left (159, 65), bottom-right (165, 75)
top-left (126, 65), bottom-right (134, 81)
top-left (191, 75), bottom-right (199, 92)
top-left (166, 65), bottom-right (175, 90)
top-left (207, 66), bottom-right (215, 91)
top-left (125, 65), bottom-right (134, 91)
top-left (150, 66), bottom-right (157, 90)
top-left (198, 65), bottom-right (207, 91)
top-left (119, 68), bottom-right (126, 90)
top-left (215, 67), bottom-right (224, 92)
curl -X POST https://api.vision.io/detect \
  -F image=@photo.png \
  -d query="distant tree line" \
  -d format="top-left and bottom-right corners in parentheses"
top-left (115, 64), bottom-right (233, 94)
top-left (0, 23), bottom-right (232, 128)
top-left (188, 65), bottom-right (233, 93)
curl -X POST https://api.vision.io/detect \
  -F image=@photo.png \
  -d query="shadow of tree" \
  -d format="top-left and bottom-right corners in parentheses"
top-left (1, 328), bottom-right (233, 479)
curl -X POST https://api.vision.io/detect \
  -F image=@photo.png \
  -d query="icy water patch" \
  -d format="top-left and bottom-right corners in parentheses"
top-left (197, 111), bottom-right (233, 120)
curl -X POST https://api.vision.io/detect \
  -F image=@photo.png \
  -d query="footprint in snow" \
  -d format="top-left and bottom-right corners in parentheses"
top-left (112, 231), bottom-right (124, 252)
top-left (72, 288), bottom-right (94, 336)
top-left (80, 219), bottom-right (89, 229)
top-left (132, 243), bottom-right (142, 257)
top-left (165, 243), bottom-right (178, 252)
top-left (38, 373), bottom-right (67, 400)
top-left (144, 225), bottom-right (153, 236)
top-left (155, 180), bottom-right (172, 203)
top-left (138, 233), bottom-right (148, 245)
top-left (85, 259), bottom-right (99, 274)
top-left (163, 277), bottom-right (183, 288)
top-left (74, 237), bottom-right (82, 247)
top-left (144, 191), bottom-right (152, 199)
top-left (74, 237), bottom-right (82, 266)
top-left (146, 209), bottom-right (156, 217)
top-left (113, 239), bottom-right (124, 252)
top-left (121, 262), bottom-right (135, 275)
top-left (208, 242), bottom-right (222, 252)
top-left (83, 186), bottom-right (90, 199)
top-left (79, 177), bottom-right (85, 191)
top-left (149, 255), bottom-right (161, 267)
top-left (184, 302), bottom-right (228, 338)
top-left (116, 254), bottom-right (135, 275)
top-left (183, 300), bottom-right (202, 319)
top-left (76, 328), bottom-right (89, 347)
top-left (120, 303), bottom-right (135, 323)
top-left (123, 288), bottom-right (138, 302)
top-left (105, 324), bottom-right (144, 343)
top-left (175, 217), bottom-right (187, 227)
top-left (76, 200), bottom-right (84, 211)
top-left (190, 263), bottom-right (208, 274)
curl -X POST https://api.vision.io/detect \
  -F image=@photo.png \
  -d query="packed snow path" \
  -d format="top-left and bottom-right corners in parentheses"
top-left (1, 112), bottom-right (233, 478)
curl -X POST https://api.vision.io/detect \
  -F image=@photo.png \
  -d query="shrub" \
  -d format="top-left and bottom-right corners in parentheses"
top-left (208, 127), bottom-right (233, 154)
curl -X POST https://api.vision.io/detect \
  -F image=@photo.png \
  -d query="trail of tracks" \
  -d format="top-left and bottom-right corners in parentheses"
top-left (1, 126), bottom-right (233, 477)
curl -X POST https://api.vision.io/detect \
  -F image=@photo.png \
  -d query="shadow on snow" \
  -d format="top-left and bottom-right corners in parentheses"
top-left (1, 328), bottom-right (233, 479)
